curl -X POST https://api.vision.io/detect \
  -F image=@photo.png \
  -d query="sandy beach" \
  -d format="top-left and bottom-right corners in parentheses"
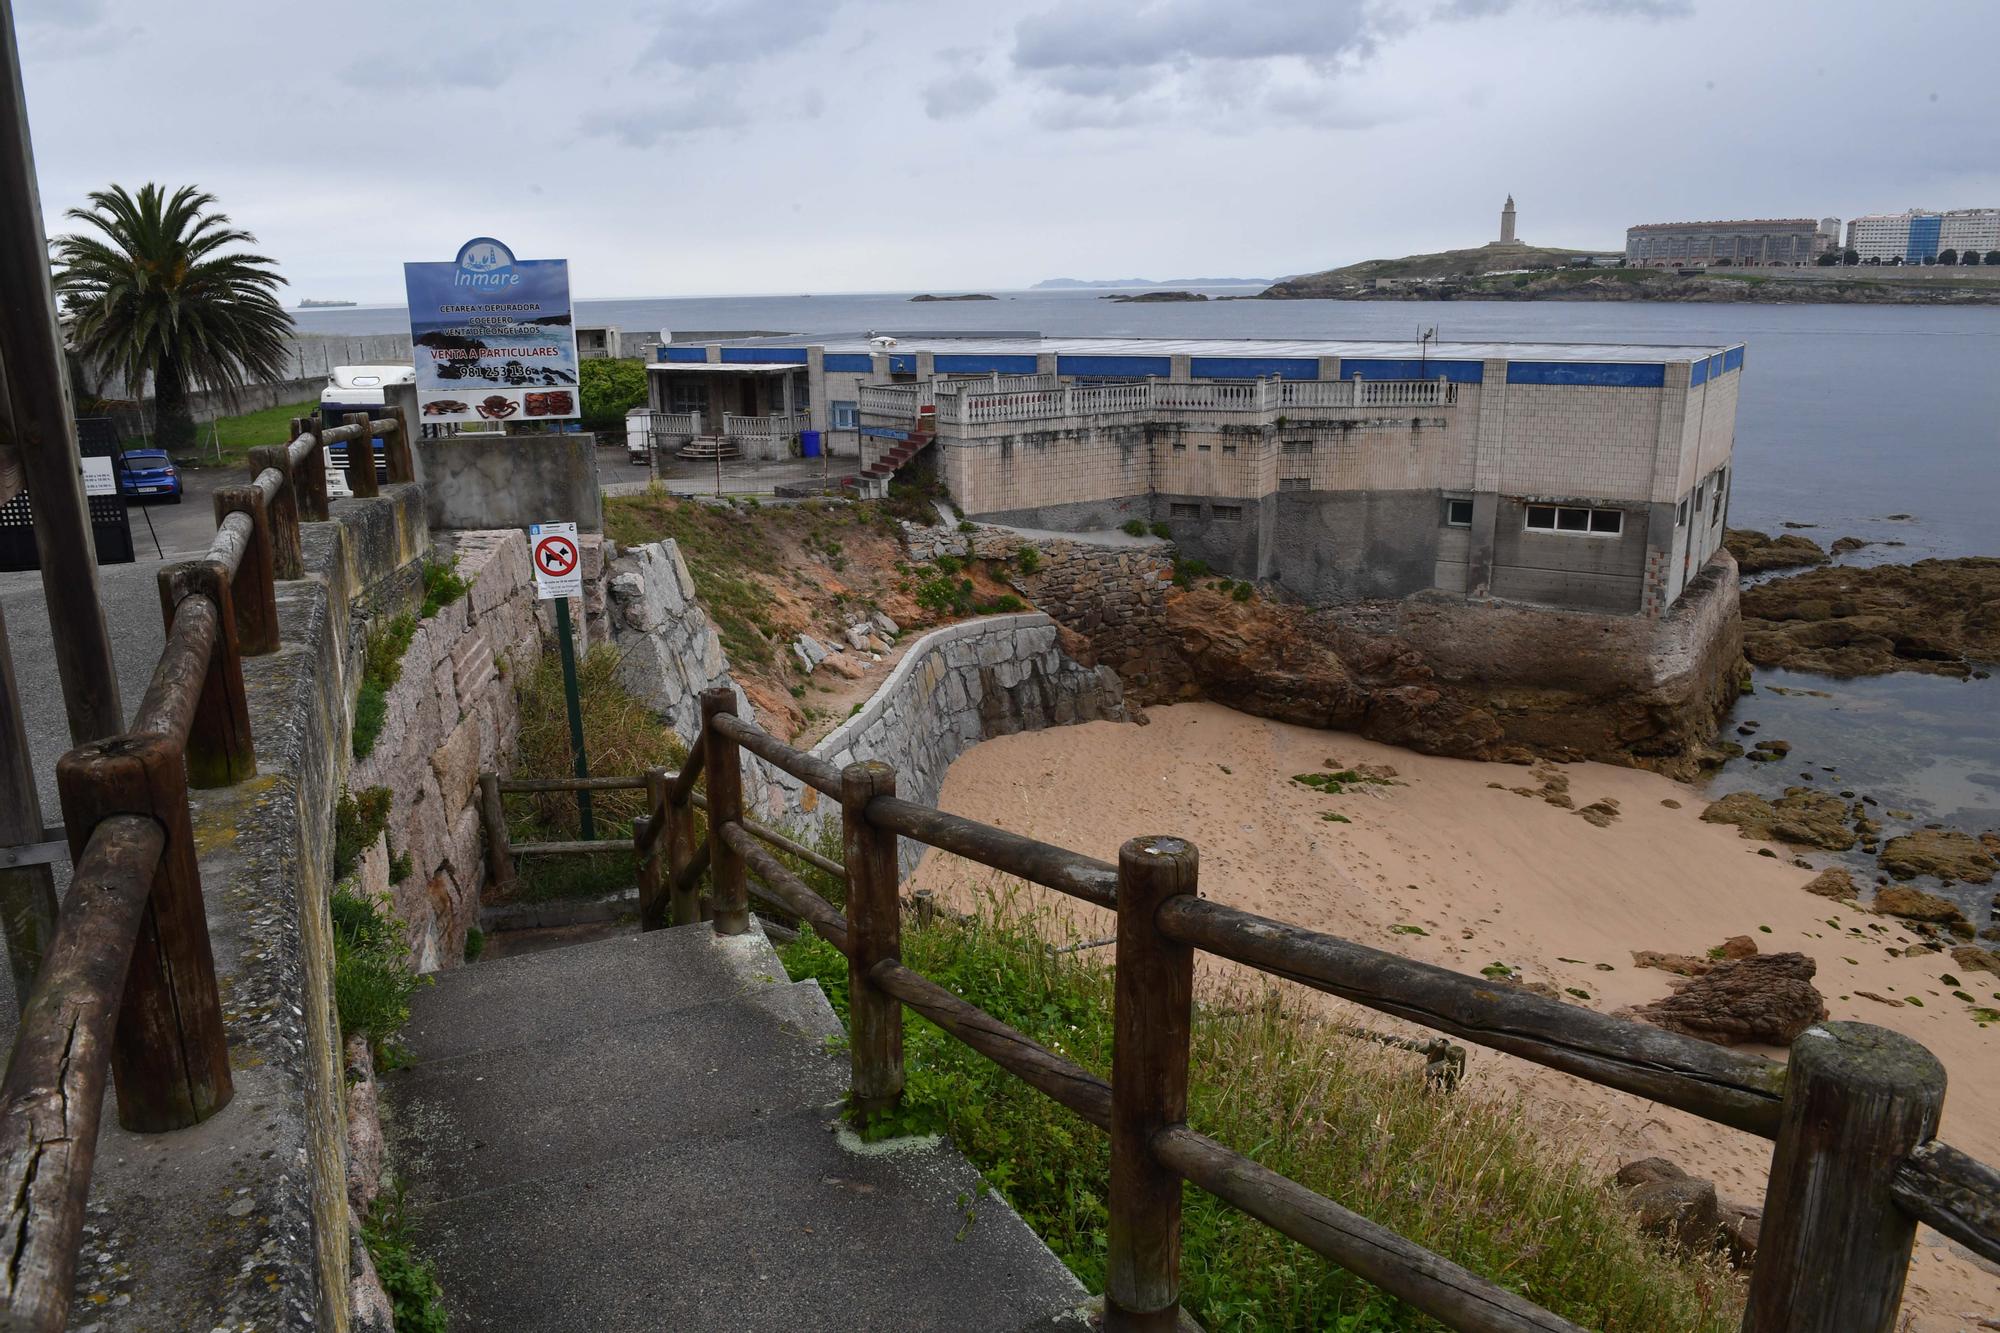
top-left (910, 702), bottom-right (2000, 1327)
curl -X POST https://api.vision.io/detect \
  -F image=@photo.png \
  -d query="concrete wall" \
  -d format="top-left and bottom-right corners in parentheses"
top-left (414, 432), bottom-right (605, 533)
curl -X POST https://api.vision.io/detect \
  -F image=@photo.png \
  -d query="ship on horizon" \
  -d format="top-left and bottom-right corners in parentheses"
top-left (298, 298), bottom-right (357, 308)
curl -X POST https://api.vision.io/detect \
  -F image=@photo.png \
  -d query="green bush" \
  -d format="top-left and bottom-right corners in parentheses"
top-left (1120, 519), bottom-right (1147, 537)
top-left (463, 926), bottom-right (485, 963)
top-left (420, 558), bottom-right (468, 619)
top-left (354, 613), bottom-right (418, 760)
top-left (1231, 581), bottom-right (1254, 603)
top-left (362, 1184), bottom-right (448, 1333)
top-left (1171, 558), bottom-right (1211, 589)
top-left (780, 908), bottom-right (1740, 1332)
top-left (975, 594), bottom-right (1026, 614)
top-left (353, 683), bottom-right (389, 760)
top-left (1149, 521), bottom-right (1171, 539)
top-left (578, 357), bottom-right (649, 433)
top-left (1016, 546), bottom-right (1042, 575)
top-left (334, 787), bottom-right (392, 879)
top-left (331, 885), bottom-right (425, 1047)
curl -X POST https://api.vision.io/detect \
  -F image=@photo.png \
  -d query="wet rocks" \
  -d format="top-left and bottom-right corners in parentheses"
top-left (1872, 883), bottom-right (1969, 925)
top-left (1800, 866), bottom-right (1859, 899)
top-left (1739, 557), bottom-right (2000, 678)
top-left (1630, 952), bottom-right (1828, 1046)
top-left (1950, 944), bottom-right (2000, 976)
top-left (1878, 828), bottom-right (1999, 884)
top-left (1724, 528), bottom-right (1828, 574)
top-left (1576, 797), bottom-right (1621, 827)
top-left (1700, 788), bottom-right (1857, 850)
top-left (1746, 738), bottom-right (1792, 763)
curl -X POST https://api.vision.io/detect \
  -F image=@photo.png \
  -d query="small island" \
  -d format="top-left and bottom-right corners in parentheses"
top-left (908, 293), bottom-right (998, 302)
top-left (1103, 290), bottom-right (1208, 303)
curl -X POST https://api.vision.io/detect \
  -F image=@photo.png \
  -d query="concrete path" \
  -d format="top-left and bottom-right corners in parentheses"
top-left (383, 920), bottom-right (1086, 1332)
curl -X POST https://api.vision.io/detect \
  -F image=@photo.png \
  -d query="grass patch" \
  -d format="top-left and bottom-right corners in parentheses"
top-left (502, 643), bottom-right (692, 903)
top-left (354, 613), bottom-right (418, 760)
top-left (331, 884), bottom-right (426, 1049)
top-left (420, 558), bottom-right (468, 619)
top-left (140, 397), bottom-right (317, 468)
top-left (780, 905), bottom-right (1739, 1331)
top-left (334, 787), bottom-right (392, 880)
top-left (361, 1183), bottom-right (448, 1333)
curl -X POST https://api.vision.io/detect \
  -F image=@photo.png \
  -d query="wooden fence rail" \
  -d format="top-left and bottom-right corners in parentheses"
top-left (0, 409), bottom-right (411, 1332)
top-left (489, 701), bottom-right (2000, 1333)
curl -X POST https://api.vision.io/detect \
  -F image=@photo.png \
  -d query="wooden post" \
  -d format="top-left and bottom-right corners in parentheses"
top-left (383, 404), bottom-right (416, 483)
top-left (666, 783), bottom-right (700, 928)
top-left (247, 444), bottom-right (301, 580)
top-left (700, 687), bottom-right (748, 936)
top-left (841, 760), bottom-right (903, 1122)
top-left (157, 562), bottom-right (256, 787)
top-left (290, 416), bottom-right (329, 520)
top-left (478, 773), bottom-right (515, 897)
top-left (55, 733), bottom-right (234, 1131)
top-left (1106, 835), bottom-right (1197, 1332)
top-left (212, 483), bottom-right (279, 655)
top-left (0, 596), bottom-right (57, 1009)
top-left (342, 412), bottom-right (378, 498)
top-left (637, 766), bottom-right (668, 931)
top-left (1743, 1021), bottom-right (1945, 1332)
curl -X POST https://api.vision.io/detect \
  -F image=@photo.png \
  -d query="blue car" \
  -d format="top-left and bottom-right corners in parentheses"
top-left (116, 449), bottom-right (182, 502)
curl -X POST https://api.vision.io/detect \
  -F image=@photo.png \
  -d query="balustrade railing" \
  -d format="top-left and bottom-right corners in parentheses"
top-left (721, 412), bottom-right (808, 439)
top-left (0, 406), bottom-right (417, 1332)
top-left (880, 374), bottom-right (1459, 430)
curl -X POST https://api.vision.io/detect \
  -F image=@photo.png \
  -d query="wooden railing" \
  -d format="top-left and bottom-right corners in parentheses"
top-left (0, 406), bottom-right (416, 1332)
top-left (495, 692), bottom-right (2000, 1333)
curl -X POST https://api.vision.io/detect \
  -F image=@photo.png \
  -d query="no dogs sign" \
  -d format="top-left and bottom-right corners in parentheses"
top-left (530, 521), bottom-right (582, 600)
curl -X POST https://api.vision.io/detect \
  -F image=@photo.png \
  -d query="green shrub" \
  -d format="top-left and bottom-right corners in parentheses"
top-left (463, 926), bottom-right (486, 963)
top-left (1120, 519), bottom-right (1147, 537)
top-left (389, 849), bottom-right (414, 882)
top-left (362, 1184), bottom-right (448, 1333)
top-left (331, 885), bottom-right (425, 1047)
top-left (975, 594), bottom-right (1026, 614)
top-left (958, 520), bottom-right (977, 534)
top-left (1149, 521), bottom-right (1171, 539)
top-left (1171, 558), bottom-right (1211, 590)
top-left (577, 357), bottom-right (649, 433)
top-left (780, 908), bottom-right (1740, 1332)
top-left (420, 559), bottom-right (468, 619)
top-left (353, 683), bottom-right (389, 760)
top-left (354, 613), bottom-right (418, 759)
top-left (333, 787), bottom-right (392, 879)
top-left (1231, 581), bottom-right (1254, 603)
top-left (1016, 546), bottom-right (1042, 575)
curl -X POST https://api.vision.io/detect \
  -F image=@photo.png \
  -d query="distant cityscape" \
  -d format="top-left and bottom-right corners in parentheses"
top-left (1625, 208), bottom-right (2000, 267)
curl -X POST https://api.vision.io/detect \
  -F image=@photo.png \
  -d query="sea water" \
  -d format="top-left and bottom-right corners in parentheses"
top-left (298, 291), bottom-right (2000, 860)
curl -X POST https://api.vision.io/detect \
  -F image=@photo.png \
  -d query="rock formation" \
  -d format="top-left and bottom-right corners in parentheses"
top-left (1739, 557), bottom-right (2000, 678)
top-left (1724, 529), bottom-right (1828, 574)
top-left (1700, 788), bottom-right (1857, 850)
top-left (1878, 829), bottom-right (1999, 884)
top-left (1630, 953), bottom-right (1828, 1046)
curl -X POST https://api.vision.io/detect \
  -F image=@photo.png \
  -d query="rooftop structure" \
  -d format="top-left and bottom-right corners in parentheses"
top-left (647, 334), bottom-right (1744, 621)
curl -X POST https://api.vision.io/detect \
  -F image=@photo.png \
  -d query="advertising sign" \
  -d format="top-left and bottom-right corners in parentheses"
top-left (530, 521), bottom-right (582, 600)
top-left (403, 237), bottom-right (579, 426)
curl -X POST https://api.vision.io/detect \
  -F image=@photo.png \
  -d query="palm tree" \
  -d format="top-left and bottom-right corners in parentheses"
top-left (53, 184), bottom-right (293, 453)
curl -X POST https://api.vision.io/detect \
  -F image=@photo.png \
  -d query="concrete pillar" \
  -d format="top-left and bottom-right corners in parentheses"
top-left (1037, 352), bottom-right (1059, 377)
top-left (806, 347), bottom-right (827, 433)
top-left (1465, 360), bottom-right (1510, 598)
top-left (1169, 353), bottom-right (1191, 382)
top-left (1318, 355), bottom-right (1340, 381)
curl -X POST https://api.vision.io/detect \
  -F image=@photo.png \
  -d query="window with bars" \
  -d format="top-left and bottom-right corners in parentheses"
top-left (1525, 504), bottom-right (1622, 535)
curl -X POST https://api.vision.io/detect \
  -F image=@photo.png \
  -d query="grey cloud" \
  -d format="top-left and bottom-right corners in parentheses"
top-left (922, 73), bottom-right (999, 121)
top-left (15, 0), bottom-right (139, 59)
top-left (341, 43), bottom-right (515, 91)
top-left (1013, 0), bottom-right (1375, 70)
top-left (579, 94), bottom-right (748, 147)
top-left (641, 0), bottom-right (839, 68)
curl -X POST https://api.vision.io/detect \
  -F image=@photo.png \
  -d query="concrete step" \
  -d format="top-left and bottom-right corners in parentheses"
top-left (382, 922), bottom-right (1087, 1330)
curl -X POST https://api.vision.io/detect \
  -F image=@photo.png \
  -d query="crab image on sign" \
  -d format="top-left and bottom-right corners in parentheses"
top-left (530, 521), bottom-right (582, 600)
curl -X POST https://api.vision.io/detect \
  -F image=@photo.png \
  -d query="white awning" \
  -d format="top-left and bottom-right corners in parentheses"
top-left (646, 362), bottom-right (801, 374)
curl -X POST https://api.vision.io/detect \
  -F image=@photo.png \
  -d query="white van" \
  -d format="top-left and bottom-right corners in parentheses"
top-left (319, 365), bottom-right (416, 484)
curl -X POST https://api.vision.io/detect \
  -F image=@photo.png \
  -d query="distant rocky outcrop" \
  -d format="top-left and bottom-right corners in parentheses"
top-left (1723, 528), bottom-right (1828, 574)
top-left (1105, 290), bottom-right (1208, 303)
top-left (908, 293), bottom-right (997, 302)
top-left (1739, 557), bottom-right (2000, 677)
top-left (1630, 952), bottom-right (1827, 1046)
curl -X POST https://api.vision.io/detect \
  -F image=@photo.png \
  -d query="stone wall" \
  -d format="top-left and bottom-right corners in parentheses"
top-left (346, 530), bottom-right (547, 972)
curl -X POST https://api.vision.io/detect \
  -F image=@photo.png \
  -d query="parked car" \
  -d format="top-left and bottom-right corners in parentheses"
top-left (116, 448), bottom-right (181, 502)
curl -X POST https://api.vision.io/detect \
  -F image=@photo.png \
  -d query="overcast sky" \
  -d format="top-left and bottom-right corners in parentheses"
top-left (15, 0), bottom-right (2000, 300)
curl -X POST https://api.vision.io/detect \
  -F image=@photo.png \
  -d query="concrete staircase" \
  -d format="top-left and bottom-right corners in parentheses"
top-left (382, 921), bottom-right (1087, 1332)
top-left (854, 427), bottom-right (935, 498)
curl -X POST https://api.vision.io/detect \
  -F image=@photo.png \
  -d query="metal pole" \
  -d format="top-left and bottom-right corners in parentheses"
top-left (553, 596), bottom-right (593, 839)
top-left (0, 0), bottom-right (125, 744)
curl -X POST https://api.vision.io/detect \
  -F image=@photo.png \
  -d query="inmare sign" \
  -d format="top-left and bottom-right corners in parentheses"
top-left (403, 237), bottom-right (580, 425)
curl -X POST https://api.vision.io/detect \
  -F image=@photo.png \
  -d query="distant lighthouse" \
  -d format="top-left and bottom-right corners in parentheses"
top-left (1500, 194), bottom-right (1518, 245)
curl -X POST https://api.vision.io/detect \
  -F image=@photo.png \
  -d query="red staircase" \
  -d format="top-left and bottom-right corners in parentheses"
top-left (855, 404), bottom-right (936, 494)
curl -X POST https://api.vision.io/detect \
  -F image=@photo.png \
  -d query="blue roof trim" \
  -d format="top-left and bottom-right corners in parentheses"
top-left (936, 353), bottom-right (1041, 375)
top-left (888, 353), bottom-right (917, 375)
top-left (1507, 361), bottom-right (1666, 388)
top-left (1056, 354), bottom-right (1173, 378)
top-left (1189, 356), bottom-right (1318, 380)
top-left (1689, 358), bottom-right (1708, 387)
top-left (661, 346), bottom-right (708, 363)
top-left (1342, 358), bottom-right (1484, 384)
top-left (823, 353), bottom-right (873, 373)
top-left (1723, 346), bottom-right (1744, 372)
top-left (720, 347), bottom-right (808, 363)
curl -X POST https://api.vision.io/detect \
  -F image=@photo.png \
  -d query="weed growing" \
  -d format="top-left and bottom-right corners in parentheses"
top-left (330, 885), bottom-right (426, 1049)
top-left (353, 613), bottom-right (418, 760)
top-left (362, 1183), bottom-right (448, 1333)
top-left (780, 905), bottom-right (1741, 1332)
top-left (334, 787), bottom-right (392, 879)
top-left (420, 558), bottom-right (468, 619)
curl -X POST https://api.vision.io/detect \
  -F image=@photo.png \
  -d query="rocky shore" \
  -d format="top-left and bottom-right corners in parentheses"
top-left (1737, 550), bottom-right (2000, 678)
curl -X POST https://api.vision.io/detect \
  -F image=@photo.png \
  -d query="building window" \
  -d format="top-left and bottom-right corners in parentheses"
top-left (668, 381), bottom-right (708, 415)
top-left (1444, 498), bottom-right (1473, 527)
top-left (1170, 502), bottom-right (1202, 519)
top-left (793, 373), bottom-right (810, 408)
top-left (1221, 444), bottom-right (1238, 456)
top-left (831, 400), bottom-right (858, 430)
top-left (1712, 480), bottom-right (1725, 521)
top-left (1213, 504), bottom-right (1244, 522)
top-left (1693, 482), bottom-right (1705, 511)
top-left (1677, 498), bottom-right (1689, 526)
top-left (1171, 440), bottom-right (1187, 452)
top-left (1525, 504), bottom-right (1622, 536)
top-left (1197, 444), bottom-right (1211, 453)
top-left (1279, 476), bottom-right (1309, 492)
top-left (1281, 439), bottom-right (1313, 455)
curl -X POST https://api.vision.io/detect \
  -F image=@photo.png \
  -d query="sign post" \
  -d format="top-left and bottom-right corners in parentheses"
top-left (529, 521), bottom-right (592, 839)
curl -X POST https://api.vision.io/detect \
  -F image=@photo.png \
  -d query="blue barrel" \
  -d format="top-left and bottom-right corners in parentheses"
top-left (800, 429), bottom-right (822, 458)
